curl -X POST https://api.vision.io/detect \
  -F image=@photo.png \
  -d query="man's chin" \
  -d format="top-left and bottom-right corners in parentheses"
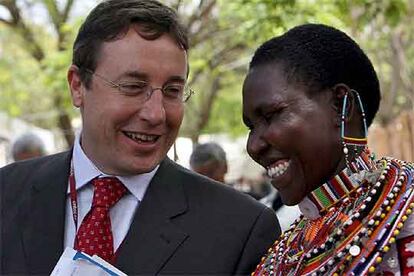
top-left (118, 157), bottom-right (162, 176)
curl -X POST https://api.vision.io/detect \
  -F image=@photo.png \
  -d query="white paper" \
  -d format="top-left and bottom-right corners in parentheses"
top-left (50, 247), bottom-right (127, 276)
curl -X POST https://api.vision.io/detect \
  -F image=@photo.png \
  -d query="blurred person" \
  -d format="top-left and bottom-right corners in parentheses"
top-left (260, 187), bottom-right (301, 232)
top-left (189, 142), bottom-right (228, 182)
top-left (235, 177), bottom-right (266, 200)
top-left (11, 133), bottom-right (46, 161)
top-left (259, 173), bottom-right (301, 232)
top-left (252, 171), bottom-right (273, 199)
top-left (243, 24), bottom-right (414, 275)
top-left (0, 0), bottom-right (280, 275)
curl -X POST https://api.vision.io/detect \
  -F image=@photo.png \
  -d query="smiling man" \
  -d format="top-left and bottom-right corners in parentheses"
top-left (0, 0), bottom-right (280, 275)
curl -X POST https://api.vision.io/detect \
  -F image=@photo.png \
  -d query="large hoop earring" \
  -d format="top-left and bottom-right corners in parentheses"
top-left (341, 89), bottom-right (368, 170)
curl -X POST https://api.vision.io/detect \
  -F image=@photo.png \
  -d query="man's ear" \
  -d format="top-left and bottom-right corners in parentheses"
top-left (331, 83), bottom-right (353, 126)
top-left (67, 65), bottom-right (85, 108)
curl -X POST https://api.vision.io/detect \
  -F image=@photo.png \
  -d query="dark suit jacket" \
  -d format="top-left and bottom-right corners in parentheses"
top-left (0, 151), bottom-right (280, 275)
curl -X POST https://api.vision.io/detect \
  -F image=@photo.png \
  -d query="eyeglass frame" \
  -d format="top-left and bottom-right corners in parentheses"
top-left (83, 68), bottom-right (194, 103)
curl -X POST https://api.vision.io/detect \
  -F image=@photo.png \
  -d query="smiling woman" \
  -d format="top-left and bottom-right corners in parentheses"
top-left (243, 62), bottom-right (342, 206)
top-left (243, 24), bottom-right (414, 275)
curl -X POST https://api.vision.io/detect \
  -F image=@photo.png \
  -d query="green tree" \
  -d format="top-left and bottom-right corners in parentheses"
top-left (0, 0), bottom-right (78, 147)
top-left (178, 0), bottom-right (299, 142)
top-left (1, 0), bottom-right (412, 149)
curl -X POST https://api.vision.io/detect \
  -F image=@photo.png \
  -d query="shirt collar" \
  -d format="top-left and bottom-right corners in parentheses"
top-left (69, 132), bottom-right (158, 201)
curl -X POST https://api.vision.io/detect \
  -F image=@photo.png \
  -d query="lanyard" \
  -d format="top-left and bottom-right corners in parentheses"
top-left (69, 160), bottom-right (79, 231)
top-left (68, 161), bottom-right (122, 261)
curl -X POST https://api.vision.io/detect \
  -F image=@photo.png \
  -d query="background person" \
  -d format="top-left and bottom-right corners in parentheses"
top-left (11, 132), bottom-right (46, 161)
top-left (0, 0), bottom-right (280, 275)
top-left (189, 142), bottom-right (228, 182)
top-left (259, 177), bottom-right (301, 232)
top-left (242, 23), bottom-right (414, 275)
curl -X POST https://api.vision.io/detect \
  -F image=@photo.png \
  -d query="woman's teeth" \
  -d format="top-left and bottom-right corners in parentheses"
top-left (267, 160), bottom-right (291, 178)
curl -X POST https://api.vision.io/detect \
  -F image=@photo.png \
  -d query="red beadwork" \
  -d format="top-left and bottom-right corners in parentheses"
top-left (253, 157), bottom-right (414, 275)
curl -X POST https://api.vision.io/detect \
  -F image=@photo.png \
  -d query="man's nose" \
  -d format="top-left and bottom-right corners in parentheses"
top-left (144, 87), bottom-right (163, 102)
top-left (139, 89), bottom-right (166, 125)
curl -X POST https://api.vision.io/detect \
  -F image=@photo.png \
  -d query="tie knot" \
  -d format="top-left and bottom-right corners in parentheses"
top-left (91, 177), bottom-right (127, 209)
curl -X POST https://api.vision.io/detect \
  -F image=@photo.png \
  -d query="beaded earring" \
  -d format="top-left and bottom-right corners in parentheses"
top-left (341, 89), bottom-right (368, 170)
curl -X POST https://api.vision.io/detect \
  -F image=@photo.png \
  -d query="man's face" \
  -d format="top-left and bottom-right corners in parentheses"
top-left (193, 162), bottom-right (227, 183)
top-left (68, 26), bottom-right (188, 175)
top-left (14, 149), bottom-right (44, 161)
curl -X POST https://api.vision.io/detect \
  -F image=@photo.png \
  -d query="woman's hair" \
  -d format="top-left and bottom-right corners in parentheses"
top-left (250, 24), bottom-right (380, 126)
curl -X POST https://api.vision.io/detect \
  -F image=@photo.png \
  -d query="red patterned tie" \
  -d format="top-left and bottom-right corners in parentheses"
top-left (74, 177), bottom-right (126, 263)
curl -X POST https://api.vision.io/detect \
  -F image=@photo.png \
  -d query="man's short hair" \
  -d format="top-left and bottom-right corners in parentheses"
top-left (72, 0), bottom-right (189, 88)
top-left (190, 143), bottom-right (227, 169)
top-left (11, 133), bottom-right (46, 161)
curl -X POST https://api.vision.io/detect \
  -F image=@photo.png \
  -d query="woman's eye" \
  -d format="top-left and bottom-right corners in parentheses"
top-left (264, 112), bottom-right (276, 123)
top-left (263, 107), bottom-right (285, 123)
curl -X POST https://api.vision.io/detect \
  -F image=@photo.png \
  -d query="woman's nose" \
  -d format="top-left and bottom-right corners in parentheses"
top-left (247, 128), bottom-right (269, 159)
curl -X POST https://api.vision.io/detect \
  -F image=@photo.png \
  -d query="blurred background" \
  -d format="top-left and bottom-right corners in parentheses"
top-left (0, 0), bottom-right (413, 189)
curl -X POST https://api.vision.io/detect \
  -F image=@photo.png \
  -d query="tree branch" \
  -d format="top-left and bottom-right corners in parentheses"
top-left (0, 0), bottom-right (45, 61)
top-left (188, 67), bottom-right (204, 88)
top-left (187, 0), bottom-right (216, 35)
top-left (0, 16), bottom-right (13, 26)
top-left (42, 0), bottom-right (61, 31)
top-left (1, 0), bottom-right (75, 148)
top-left (42, 0), bottom-right (75, 50)
top-left (196, 77), bottom-right (220, 135)
top-left (1, 0), bottom-right (20, 24)
top-left (171, 0), bottom-right (183, 11)
top-left (62, 0), bottom-right (74, 23)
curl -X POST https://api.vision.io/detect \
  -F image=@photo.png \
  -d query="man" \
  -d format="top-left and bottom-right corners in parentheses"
top-left (190, 142), bottom-right (228, 182)
top-left (11, 133), bottom-right (46, 161)
top-left (0, 1), bottom-right (280, 275)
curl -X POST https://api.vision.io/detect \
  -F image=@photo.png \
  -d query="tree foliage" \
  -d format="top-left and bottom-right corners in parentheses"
top-left (0, 0), bottom-right (413, 147)
top-left (0, 0), bottom-right (79, 147)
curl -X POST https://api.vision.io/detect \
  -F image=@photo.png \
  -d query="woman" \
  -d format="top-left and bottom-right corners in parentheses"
top-left (242, 24), bottom-right (414, 275)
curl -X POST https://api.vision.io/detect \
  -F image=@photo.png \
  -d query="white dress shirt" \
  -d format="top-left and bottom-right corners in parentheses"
top-left (64, 134), bottom-right (158, 251)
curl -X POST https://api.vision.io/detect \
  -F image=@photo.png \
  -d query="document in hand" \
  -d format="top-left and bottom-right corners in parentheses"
top-left (50, 247), bottom-right (127, 276)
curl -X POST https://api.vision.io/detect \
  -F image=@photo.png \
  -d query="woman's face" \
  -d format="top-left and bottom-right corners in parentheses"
top-left (242, 63), bottom-right (343, 205)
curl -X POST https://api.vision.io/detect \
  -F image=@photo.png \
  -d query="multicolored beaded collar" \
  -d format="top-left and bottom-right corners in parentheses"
top-left (253, 153), bottom-right (414, 276)
top-left (306, 149), bottom-right (377, 214)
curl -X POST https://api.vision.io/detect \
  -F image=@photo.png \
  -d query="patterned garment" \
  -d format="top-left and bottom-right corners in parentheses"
top-left (74, 177), bottom-right (126, 263)
top-left (254, 153), bottom-right (414, 275)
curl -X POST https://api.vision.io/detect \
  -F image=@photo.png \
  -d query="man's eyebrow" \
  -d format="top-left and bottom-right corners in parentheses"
top-left (167, 76), bottom-right (186, 83)
top-left (118, 70), bottom-right (148, 80)
top-left (117, 71), bottom-right (186, 83)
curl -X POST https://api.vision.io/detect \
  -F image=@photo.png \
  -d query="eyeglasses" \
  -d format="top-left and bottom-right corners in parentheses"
top-left (85, 69), bottom-right (194, 103)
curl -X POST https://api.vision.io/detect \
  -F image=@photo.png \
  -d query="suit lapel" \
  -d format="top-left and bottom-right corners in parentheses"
top-left (21, 151), bottom-right (72, 273)
top-left (116, 158), bottom-right (189, 274)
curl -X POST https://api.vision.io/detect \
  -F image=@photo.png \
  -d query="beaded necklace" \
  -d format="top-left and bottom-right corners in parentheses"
top-left (253, 151), bottom-right (414, 276)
